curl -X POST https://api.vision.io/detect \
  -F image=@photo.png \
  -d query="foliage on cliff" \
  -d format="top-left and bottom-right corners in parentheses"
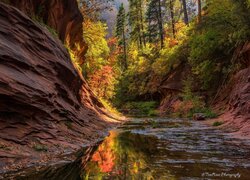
top-left (72, 0), bottom-right (250, 115)
top-left (111, 0), bottom-right (250, 112)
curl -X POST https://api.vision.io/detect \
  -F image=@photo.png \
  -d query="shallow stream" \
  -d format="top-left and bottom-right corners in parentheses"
top-left (13, 118), bottom-right (250, 179)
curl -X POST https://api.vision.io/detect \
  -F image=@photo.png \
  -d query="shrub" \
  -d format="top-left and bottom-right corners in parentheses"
top-left (148, 109), bottom-right (158, 117)
top-left (33, 144), bottom-right (48, 152)
top-left (213, 121), bottom-right (224, 126)
top-left (32, 15), bottom-right (58, 39)
top-left (122, 101), bottom-right (158, 116)
top-left (99, 98), bottom-right (121, 115)
top-left (204, 108), bottom-right (218, 119)
top-left (0, 144), bottom-right (11, 150)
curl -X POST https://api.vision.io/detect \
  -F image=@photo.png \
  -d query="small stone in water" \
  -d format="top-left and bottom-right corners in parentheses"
top-left (193, 113), bottom-right (206, 120)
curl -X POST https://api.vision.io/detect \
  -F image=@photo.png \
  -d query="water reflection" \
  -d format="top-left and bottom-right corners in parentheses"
top-left (83, 130), bottom-right (164, 179)
top-left (82, 119), bottom-right (250, 180)
top-left (7, 118), bottom-right (250, 180)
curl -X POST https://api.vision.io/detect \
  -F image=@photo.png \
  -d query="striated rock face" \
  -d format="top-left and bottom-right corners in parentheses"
top-left (0, 2), bottom-right (117, 173)
top-left (158, 62), bottom-right (190, 115)
top-left (213, 42), bottom-right (250, 136)
top-left (8, 0), bottom-right (87, 63)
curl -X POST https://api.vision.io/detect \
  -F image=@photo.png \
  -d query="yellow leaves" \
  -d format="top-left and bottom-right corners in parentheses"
top-left (83, 19), bottom-right (110, 59)
top-left (151, 58), bottom-right (167, 75)
top-left (164, 21), bottom-right (190, 48)
top-left (82, 19), bottom-right (110, 77)
top-left (65, 44), bottom-right (82, 73)
top-left (150, 21), bottom-right (191, 76)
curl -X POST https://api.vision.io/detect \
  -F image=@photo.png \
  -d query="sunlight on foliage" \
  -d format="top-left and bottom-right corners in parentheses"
top-left (83, 19), bottom-right (110, 76)
top-left (65, 44), bottom-right (82, 73)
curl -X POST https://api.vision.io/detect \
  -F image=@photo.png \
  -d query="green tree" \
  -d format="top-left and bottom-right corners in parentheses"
top-left (169, 0), bottom-right (176, 38)
top-left (116, 3), bottom-right (128, 70)
top-left (146, 0), bottom-right (164, 48)
top-left (82, 19), bottom-right (110, 78)
top-left (128, 0), bottom-right (146, 49)
top-left (197, 0), bottom-right (202, 23)
top-left (182, 0), bottom-right (189, 25)
top-left (146, 0), bottom-right (159, 43)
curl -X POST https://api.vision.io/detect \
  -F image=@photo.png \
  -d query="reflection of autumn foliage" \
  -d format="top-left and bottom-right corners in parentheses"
top-left (91, 131), bottom-right (117, 173)
top-left (84, 130), bottom-right (156, 179)
top-left (92, 150), bottom-right (115, 173)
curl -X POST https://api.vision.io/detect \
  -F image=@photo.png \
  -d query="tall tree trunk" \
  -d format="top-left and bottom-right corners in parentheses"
top-left (122, 30), bottom-right (127, 70)
top-left (157, 0), bottom-right (164, 48)
top-left (197, 0), bottom-right (202, 23)
top-left (170, 0), bottom-right (176, 38)
top-left (182, 0), bottom-right (189, 25)
top-left (136, 1), bottom-right (143, 49)
top-left (148, 21), bottom-right (152, 43)
top-left (139, 0), bottom-right (146, 46)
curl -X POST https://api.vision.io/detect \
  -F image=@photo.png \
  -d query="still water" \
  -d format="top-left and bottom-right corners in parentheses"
top-left (13, 118), bottom-right (250, 179)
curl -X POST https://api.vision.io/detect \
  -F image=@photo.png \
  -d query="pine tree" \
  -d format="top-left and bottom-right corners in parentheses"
top-left (146, 0), bottom-right (164, 48)
top-left (169, 0), bottom-right (176, 38)
top-left (128, 0), bottom-right (145, 49)
top-left (146, 0), bottom-right (158, 43)
top-left (116, 3), bottom-right (127, 70)
top-left (157, 0), bottom-right (164, 48)
top-left (182, 0), bottom-right (189, 25)
top-left (197, 0), bottom-right (202, 23)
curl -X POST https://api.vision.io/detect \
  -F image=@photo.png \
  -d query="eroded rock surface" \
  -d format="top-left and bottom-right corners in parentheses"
top-left (0, 2), bottom-right (118, 174)
top-left (158, 62), bottom-right (190, 115)
top-left (8, 0), bottom-right (87, 63)
top-left (213, 42), bottom-right (250, 137)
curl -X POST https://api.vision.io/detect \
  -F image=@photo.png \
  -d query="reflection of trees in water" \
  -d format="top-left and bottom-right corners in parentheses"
top-left (83, 130), bottom-right (157, 179)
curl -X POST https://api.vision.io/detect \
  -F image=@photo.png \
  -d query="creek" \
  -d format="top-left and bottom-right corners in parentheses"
top-left (13, 118), bottom-right (250, 180)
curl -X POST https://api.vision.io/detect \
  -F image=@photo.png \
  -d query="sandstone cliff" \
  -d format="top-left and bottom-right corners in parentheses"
top-left (0, 2), bottom-right (118, 175)
top-left (213, 42), bottom-right (250, 137)
top-left (158, 41), bottom-right (250, 136)
top-left (158, 62), bottom-right (190, 115)
top-left (8, 0), bottom-right (87, 63)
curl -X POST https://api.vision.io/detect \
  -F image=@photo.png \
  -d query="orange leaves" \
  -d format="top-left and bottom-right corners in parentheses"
top-left (91, 131), bottom-right (118, 173)
top-left (88, 65), bottom-right (117, 99)
top-left (172, 100), bottom-right (194, 115)
top-left (92, 150), bottom-right (116, 173)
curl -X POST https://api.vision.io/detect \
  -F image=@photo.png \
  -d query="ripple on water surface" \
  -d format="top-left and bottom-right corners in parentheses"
top-left (12, 118), bottom-right (250, 180)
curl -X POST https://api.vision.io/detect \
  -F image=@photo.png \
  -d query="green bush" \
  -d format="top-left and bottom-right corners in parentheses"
top-left (204, 108), bottom-right (218, 119)
top-left (65, 120), bottom-right (73, 129)
top-left (0, 144), bottom-right (11, 150)
top-left (31, 15), bottom-right (58, 38)
top-left (213, 121), bottom-right (224, 126)
top-left (148, 109), bottom-right (158, 117)
top-left (188, 0), bottom-right (250, 90)
top-left (122, 101), bottom-right (158, 116)
top-left (187, 107), bottom-right (218, 119)
top-left (33, 144), bottom-right (48, 152)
